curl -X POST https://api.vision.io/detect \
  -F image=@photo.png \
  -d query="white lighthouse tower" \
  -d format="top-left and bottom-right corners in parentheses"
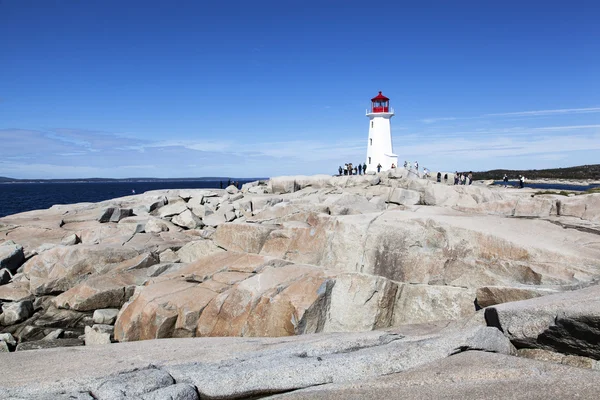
top-left (365, 91), bottom-right (398, 173)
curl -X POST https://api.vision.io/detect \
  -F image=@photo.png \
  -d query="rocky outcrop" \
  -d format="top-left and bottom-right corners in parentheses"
top-left (114, 252), bottom-right (406, 341)
top-left (485, 284), bottom-right (600, 359)
top-left (2, 174), bottom-right (600, 397)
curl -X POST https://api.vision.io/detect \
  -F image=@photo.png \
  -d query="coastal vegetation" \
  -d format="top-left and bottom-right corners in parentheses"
top-left (473, 164), bottom-right (600, 181)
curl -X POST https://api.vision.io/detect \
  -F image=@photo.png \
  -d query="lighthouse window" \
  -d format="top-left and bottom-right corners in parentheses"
top-left (368, 157), bottom-right (371, 164)
top-left (370, 138), bottom-right (372, 145)
top-left (371, 121), bottom-right (373, 128)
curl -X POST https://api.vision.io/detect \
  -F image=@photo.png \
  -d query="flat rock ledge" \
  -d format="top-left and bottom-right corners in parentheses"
top-left (1, 324), bottom-right (514, 399)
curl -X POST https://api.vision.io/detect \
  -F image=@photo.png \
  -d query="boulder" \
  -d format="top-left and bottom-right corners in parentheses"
top-left (114, 252), bottom-right (289, 341)
top-left (154, 202), bottom-right (188, 219)
top-left (388, 188), bottom-right (421, 205)
top-left (229, 192), bottom-right (243, 202)
top-left (225, 185), bottom-right (239, 194)
top-left (23, 245), bottom-right (141, 295)
top-left (485, 283), bottom-right (600, 358)
top-left (159, 248), bottom-right (181, 263)
top-left (114, 279), bottom-right (214, 341)
top-left (52, 272), bottom-right (142, 311)
top-left (97, 207), bottom-right (133, 223)
top-left (196, 265), bottom-right (330, 337)
top-left (10, 305), bottom-right (93, 342)
top-left (0, 299), bottom-right (34, 325)
top-left (476, 285), bottom-right (561, 308)
top-left (0, 332), bottom-right (16, 347)
top-left (60, 233), bottom-right (80, 246)
top-left (172, 209), bottom-right (203, 230)
top-left (84, 324), bottom-right (113, 345)
top-left (42, 329), bottom-right (64, 340)
top-left (0, 281), bottom-right (34, 302)
top-left (145, 217), bottom-right (180, 233)
top-left (93, 308), bottom-right (120, 325)
top-left (0, 241), bottom-right (25, 273)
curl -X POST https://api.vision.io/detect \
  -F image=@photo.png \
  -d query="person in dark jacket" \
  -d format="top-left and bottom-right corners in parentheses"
top-left (358, 164), bottom-right (362, 175)
top-left (377, 163), bottom-right (382, 173)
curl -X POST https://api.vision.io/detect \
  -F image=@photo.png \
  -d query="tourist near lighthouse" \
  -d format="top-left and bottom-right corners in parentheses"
top-left (365, 91), bottom-right (398, 173)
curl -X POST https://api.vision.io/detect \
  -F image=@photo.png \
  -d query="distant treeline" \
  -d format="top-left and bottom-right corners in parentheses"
top-left (472, 164), bottom-right (600, 181)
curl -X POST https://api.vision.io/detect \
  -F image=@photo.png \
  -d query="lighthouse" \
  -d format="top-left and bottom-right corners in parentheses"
top-left (365, 91), bottom-right (398, 173)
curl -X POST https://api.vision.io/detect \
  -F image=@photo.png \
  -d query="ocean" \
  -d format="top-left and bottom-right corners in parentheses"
top-left (0, 179), bottom-right (259, 218)
top-left (492, 181), bottom-right (600, 192)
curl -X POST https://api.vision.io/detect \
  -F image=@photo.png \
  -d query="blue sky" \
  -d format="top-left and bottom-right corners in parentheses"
top-left (1, 0), bottom-right (599, 179)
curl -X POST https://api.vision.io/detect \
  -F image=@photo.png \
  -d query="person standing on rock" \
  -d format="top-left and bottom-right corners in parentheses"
top-left (437, 172), bottom-right (442, 182)
top-left (503, 174), bottom-right (508, 188)
top-left (444, 173), bottom-right (448, 183)
top-left (338, 166), bottom-right (343, 176)
top-left (363, 162), bottom-right (367, 174)
top-left (358, 164), bottom-right (362, 175)
top-left (468, 172), bottom-right (473, 185)
top-left (415, 161), bottom-right (419, 171)
top-left (377, 163), bottom-right (382, 173)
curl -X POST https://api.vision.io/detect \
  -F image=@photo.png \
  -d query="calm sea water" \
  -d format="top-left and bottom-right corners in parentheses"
top-left (493, 181), bottom-right (600, 191)
top-left (0, 180), bottom-right (258, 218)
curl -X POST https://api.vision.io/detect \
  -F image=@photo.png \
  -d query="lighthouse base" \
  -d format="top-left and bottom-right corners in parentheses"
top-left (367, 153), bottom-right (398, 173)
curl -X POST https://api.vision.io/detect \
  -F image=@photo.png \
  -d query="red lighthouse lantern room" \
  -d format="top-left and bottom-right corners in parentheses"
top-left (371, 91), bottom-right (389, 113)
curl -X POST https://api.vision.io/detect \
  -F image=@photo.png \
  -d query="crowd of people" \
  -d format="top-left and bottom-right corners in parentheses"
top-left (336, 161), bottom-right (527, 191)
top-left (453, 171), bottom-right (474, 185)
top-left (338, 162), bottom-right (368, 176)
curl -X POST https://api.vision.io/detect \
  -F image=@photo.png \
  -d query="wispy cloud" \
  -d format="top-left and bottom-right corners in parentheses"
top-left (485, 107), bottom-right (600, 117)
top-left (2, 121), bottom-right (599, 179)
top-left (420, 107), bottom-right (600, 124)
